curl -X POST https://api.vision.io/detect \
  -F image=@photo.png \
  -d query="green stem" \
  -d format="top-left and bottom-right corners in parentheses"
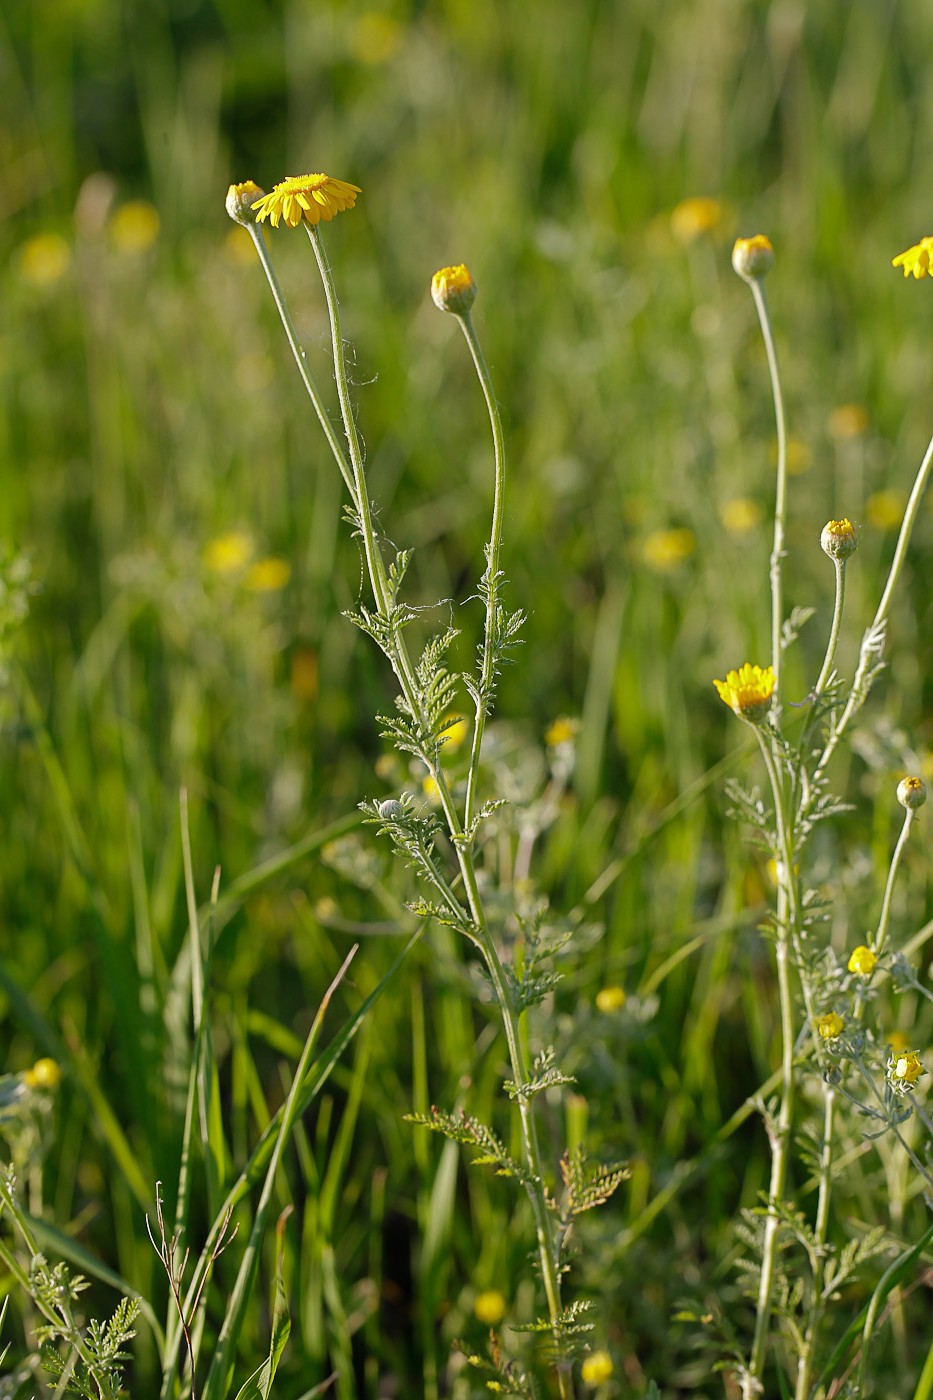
top-left (794, 1086), bottom-right (835, 1400)
top-left (813, 558), bottom-right (847, 699)
top-left (873, 808), bottom-right (915, 957)
top-left (816, 428), bottom-right (933, 778)
top-left (746, 728), bottom-right (798, 1395)
top-left (301, 232), bottom-right (570, 1394)
top-left (246, 225), bottom-right (356, 503)
top-left (455, 311), bottom-right (507, 831)
top-left (750, 281), bottom-right (787, 707)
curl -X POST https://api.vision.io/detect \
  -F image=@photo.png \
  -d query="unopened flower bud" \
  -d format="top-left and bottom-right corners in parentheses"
top-left (226, 181), bottom-right (265, 226)
top-left (820, 517), bottom-right (858, 561)
top-left (377, 799), bottom-right (405, 821)
top-left (732, 234), bottom-right (774, 282)
top-left (897, 776), bottom-right (926, 810)
top-left (431, 264), bottom-right (476, 315)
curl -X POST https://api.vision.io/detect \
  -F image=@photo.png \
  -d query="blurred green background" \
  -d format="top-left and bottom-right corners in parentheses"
top-left (3, 0), bottom-right (933, 1395)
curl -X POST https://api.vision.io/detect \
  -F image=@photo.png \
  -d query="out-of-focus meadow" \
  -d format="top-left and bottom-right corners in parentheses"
top-left (3, 0), bottom-right (933, 1394)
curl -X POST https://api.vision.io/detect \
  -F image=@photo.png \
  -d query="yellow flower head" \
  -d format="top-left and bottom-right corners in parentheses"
top-left (581, 1351), bottom-right (614, 1386)
top-left (713, 663), bottom-right (775, 719)
top-left (815, 1011), bottom-right (845, 1041)
top-left (732, 234), bottom-right (774, 282)
top-left (110, 200), bottom-right (160, 253)
top-left (546, 716), bottom-right (579, 747)
top-left (671, 196), bottom-right (724, 245)
top-left (866, 489), bottom-right (905, 532)
top-left (892, 236), bottom-right (933, 280)
top-left (887, 1030), bottom-right (910, 1056)
top-left (596, 986), bottom-right (626, 1013)
top-left (720, 497), bottom-right (762, 535)
top-left (820, 518), bottom-right (858, 561)
top-left (251, 174), bottom-right (362, 229)
top-left (438, 716), bottom-right (468, 750)
top-left (643, 527), bottom-right (695, 572)
top-left (246, 557), bottom-right (291, 593)
top-left (847, 945), bottom-right (877, 977)
top-left (18, 233), bottom-right (71, 287)
top-left (226, 180), bottom-right (265, 226)
top-left (828, 404), bottom-right (870, 440)
top-left (897, 775), bottom-right (927, 811)
top-left (431, 264), bottom-right (477, 315)
top-left (890, 1050), bottom-right (925, 1088)
top-left (24, 1058), bottom-right (61, 1090)
top-left (203, 531), bottom-right (254, 575)
top-left (474, 1290), bottom-right (506, 1325)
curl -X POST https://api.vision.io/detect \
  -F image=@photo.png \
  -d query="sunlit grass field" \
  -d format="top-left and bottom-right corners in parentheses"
top-left (3, 1), bottom-right (933, 1395)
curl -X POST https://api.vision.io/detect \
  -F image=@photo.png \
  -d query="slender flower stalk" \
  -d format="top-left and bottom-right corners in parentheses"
top-left (874, 786), bottom-right (923, 956)
top-left (238, 220), bottom-right (358, 505)
top-left (452, 309), bottom-right (507, 830)
top-left (245, 205), bottom-right (572, 1394)
top-left (815, 430), bottom-right (933, 778)
top-left (733, 238), bottom-right (786, 703)
top-left (794, 1087), bottom-right (836, 1400)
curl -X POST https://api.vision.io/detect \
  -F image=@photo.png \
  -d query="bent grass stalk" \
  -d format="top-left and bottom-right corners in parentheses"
top-left (237, 185), bottom-right (573, 1394)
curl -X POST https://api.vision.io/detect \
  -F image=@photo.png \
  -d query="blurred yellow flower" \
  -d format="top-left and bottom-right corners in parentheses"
top-left (546, 716), bottom-right (579, 747)
top-left (110, 200), bottom-right (160, 252)
top-left (866, 490), bottom-right (905, 532)
top-left (24, 1058), bottom-right (61, 1089)
top-left (815, 1012), bottom-right (845, 1040)
top-left (828, 404), bottom-right (870, 440)
top-left (773, 435), bottom-right (811, 476)
top-left (847, 945), bottom-right (877, 976)
top-left (223, 227), bottom-right (259, 267)
top-left (438, 716), bottom-right (468, 750)
top-left (18, 233), bottom-right (71, 287)
top-left (252, 174), bottom-right (361, 229)
top-left (887, 1030), bottom-right (910, 1056)
top-left (671, 196), bottom-right (724, 244)
top-left (713, 663), bottom-right (775, 719)
top-left (892, 236), bottom-right (933, 279)
top-left (643, 527), bottom-right (695, 572)
top-left (246, 557), bottom-right (291, 593)
top-left (203, 532), bottom-right (254, 575)
top-left (720, 497), bottom-right (762, 534)
top-left (474, 1290), bottom-right (506, 1325)
top-left (581, 1351), bottom-right (614, 1385)
top-left (349, 12), bottom-right (402, 64)
top-left (596, 986), bottom-right (626, 1013)
top-left (291, 646), bottom-right (319, 702)
top-left (422, 773), bottom-right (440, 802)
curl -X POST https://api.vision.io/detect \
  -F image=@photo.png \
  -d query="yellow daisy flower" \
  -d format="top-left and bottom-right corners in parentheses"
top-left (474, 1290), bottom-right (506, 1325)
top-left (596, 986), bottom-right (626, 1013)
top-left (671, 196), bottom-right (725, 245)
top-left (642, 527), bottom-right (695, 572)
top-left (252, 174), bottom-right (362, 229)
top-left (24, 1058), bottom-right (61, 1089)
top-left (246, 557), bottom-right (291, 593)
top-left (581, 1351), bottom-right (614, 1386)
top-left (892, 236), bottom-right (933, 279)
top-left (713, 663), bottom-right (775, 719)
